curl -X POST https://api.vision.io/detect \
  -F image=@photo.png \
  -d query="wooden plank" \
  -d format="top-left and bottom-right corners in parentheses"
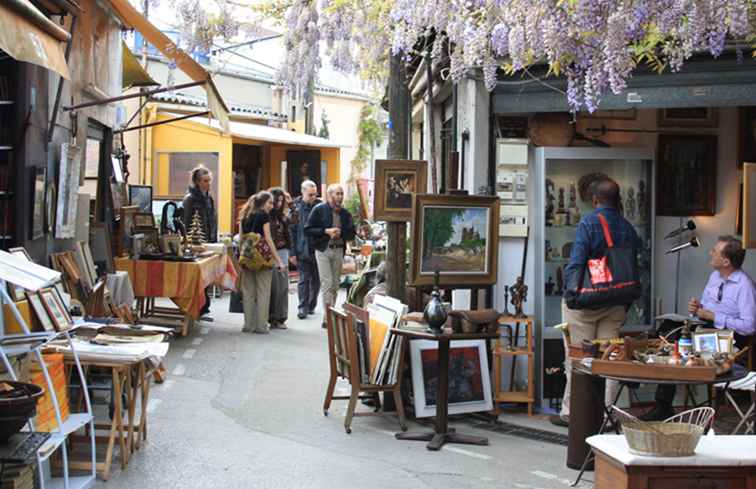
top-left (591, 359), bottom-right (716, 382)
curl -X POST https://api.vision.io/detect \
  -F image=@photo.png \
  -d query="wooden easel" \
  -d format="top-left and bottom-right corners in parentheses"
top-left (323, 307), bottom-right (407, 434)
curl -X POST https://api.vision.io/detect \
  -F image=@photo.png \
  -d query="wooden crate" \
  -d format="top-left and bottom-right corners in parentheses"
top-left (591, 359), bottom-right (716, 382)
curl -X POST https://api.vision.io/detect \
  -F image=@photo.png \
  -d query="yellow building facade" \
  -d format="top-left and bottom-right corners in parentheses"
top-left (135, 109), bottom-right (342, 234)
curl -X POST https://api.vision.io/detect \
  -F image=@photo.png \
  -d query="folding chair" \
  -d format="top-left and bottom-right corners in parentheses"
top-left (322, 307), bottom-right (407, 434)
top-left (715, 371), bottom-right (756, 434)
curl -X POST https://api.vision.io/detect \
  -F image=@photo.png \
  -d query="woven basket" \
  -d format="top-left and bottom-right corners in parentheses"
top-left (611, 406), bottom-right (714, 457)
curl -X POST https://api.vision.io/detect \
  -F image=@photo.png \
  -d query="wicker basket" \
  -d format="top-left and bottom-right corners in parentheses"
top-left (611, 406), bottom-right (714, 457)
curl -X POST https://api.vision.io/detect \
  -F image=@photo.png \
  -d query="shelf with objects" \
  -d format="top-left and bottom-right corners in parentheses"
top-left (0, 251), bottom-right (96, 489)
top-left (534, 147), bottom-right (655, 411)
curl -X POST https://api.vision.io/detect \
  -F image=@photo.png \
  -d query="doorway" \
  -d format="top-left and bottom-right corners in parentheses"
top-left (286, 149), bottom-right (321, 197)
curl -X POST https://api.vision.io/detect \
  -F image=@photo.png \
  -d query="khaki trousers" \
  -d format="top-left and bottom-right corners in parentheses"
top-left (315, 247), bottom-right (343, 311)
top-left (560, 303), bottom-right (626, 418)
top-left (240, 268), bottom-right (273, 333)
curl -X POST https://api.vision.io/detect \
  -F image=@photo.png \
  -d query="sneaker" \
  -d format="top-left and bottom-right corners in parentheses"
top-left (272, 321), bottom-right (288, 330)
top-left (297, 311), bottom-right (307, 320)
top-left (549, 414), bottom-right (569, 427)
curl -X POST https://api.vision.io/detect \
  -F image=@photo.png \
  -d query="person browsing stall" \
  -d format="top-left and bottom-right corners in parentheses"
top-left (268, 187), bottom-right (292, 330)
top-left (290, 180), bottom-right (322, 320)
top-left (239, 191), bottom-right (287, 334)
top-left (551, 177), bottom-right (641, 427)
top-left (182, 165), bottom-right (217, 318)
top-left (644, 236), bottom-right (756, 421)
top-left (304, 184), bottom-right (355, 328)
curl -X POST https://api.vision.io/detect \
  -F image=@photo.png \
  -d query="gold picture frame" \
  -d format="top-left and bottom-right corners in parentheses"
top-left (744, 162), bottom-right (756, 249)
top-left (373, 160), bottom-right (427, 222)
top-left (658, 107), bottom-right (718, 127)
top-left (25, 291), bottom-right (55, 332)
top-left (410, 194), bottom-right (500, 287)
top-left (39, 287), bottom-right (72, 331)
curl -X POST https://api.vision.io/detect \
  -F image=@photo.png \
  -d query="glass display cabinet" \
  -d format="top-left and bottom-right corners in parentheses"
top-left (534, 147), bottom-right (655, 409)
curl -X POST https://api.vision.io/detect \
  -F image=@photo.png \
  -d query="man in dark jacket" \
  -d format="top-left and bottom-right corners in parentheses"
top-left (182, 165), bottom-right (217, 317)
top-left (304, 184), bottom-right (356, 327)
top-left (290, 180), bottom-right (321, 319)
top-left (552, 177), bottom-right (640, 427)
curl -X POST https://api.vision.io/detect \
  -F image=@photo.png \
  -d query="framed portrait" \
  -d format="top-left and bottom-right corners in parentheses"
top-left (25, 291), bottom-right (55, 332)
top-left (657, 107), bottom-right (718, 127)
top-left (693, 332), bottom-right (719, 354)
top-left (133, 212), bottom-right (155, 228)
top-left (738, 107), bottom-right (756, 169)
top-left (656, 134), bottom-right (717, 216)
top-left (39, 287), bottom-right (72, 331)
top-left (56, 143), bottom-right (81, 239)
top-left (409, 339), bottom-right (493, 418)
top-left (744, 163), bottom-right (756, 249)
top-left (46, 181), bottom-right (56, 233)
top-left (286, 150), bottom-right (321, 198)
top-left (374, 160), bottom-right (428, 222)
top-left (129, 185), bottom-right (153, 213)
top-left (32, 167), bottom-right (46, 240)
top-left (410, 194), bottom-right (500, 286)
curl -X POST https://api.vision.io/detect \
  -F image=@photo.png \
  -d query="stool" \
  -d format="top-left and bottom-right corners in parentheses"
top-left (716, 371), bottom-right (756, 434)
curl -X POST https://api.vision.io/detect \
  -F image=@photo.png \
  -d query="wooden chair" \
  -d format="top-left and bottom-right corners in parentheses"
top-left (323, 306), bottom-right (407, 434)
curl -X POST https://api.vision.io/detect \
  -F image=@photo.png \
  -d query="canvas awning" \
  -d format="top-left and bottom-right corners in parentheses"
top-left (122, 41), bottom-right (158, 89)
top-left (0, 0), bottom-right (71, 79)
top-left (107, 0), bottom-right (230, 132)
top-left (185, 115), bottom-right (347, 149)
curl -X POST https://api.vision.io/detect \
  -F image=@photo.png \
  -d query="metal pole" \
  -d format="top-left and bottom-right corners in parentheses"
top-left (114, 111), bottom-right (210, 133)
top-left (62, 80), bottom-right (205, 111)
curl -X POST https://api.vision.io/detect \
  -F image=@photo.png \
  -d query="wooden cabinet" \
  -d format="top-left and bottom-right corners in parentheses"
top-left (594, 447), bottom-right (756, 489)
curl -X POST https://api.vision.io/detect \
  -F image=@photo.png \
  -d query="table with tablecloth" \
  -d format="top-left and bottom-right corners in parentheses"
top-left (115, 254), bottom-right (237, 334)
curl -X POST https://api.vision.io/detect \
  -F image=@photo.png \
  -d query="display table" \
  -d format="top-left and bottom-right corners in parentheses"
top-left (391, 327), bottom-right (500, 451)
top-left (570, 360), bottom-right (749, 485)
top-left (588, 434), bottom-right (756, 489)
top-left (115, 254), bottom-right (237, 335)
top-left (62, 357), bottom-right (156, 480)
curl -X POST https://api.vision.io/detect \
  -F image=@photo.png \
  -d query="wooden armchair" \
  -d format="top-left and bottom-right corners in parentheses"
top-left (323, 306), bottom-right (407, 434)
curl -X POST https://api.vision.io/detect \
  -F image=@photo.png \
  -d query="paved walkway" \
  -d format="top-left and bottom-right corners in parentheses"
top-left (95, 294), bottom-right (584, 489)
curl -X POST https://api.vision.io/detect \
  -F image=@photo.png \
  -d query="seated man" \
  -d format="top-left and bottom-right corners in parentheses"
top-left (643, 235), bottom-right (756, 421)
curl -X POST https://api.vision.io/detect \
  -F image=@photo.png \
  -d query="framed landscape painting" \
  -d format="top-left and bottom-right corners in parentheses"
top-left (410, 194), bottom-right (499, 286)
top-left (374, 160), bottom-right (427, 221)
top-left (410, 339), bottom-right (493, 418)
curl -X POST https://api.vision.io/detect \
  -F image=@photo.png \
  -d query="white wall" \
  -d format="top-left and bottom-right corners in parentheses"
top-left (576, 107), bottom-right (755, 313)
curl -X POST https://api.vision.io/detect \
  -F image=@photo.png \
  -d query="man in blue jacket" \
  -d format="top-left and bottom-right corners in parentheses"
top-left (305, 184), bottom-right (356, 327)
top-left (552, 177), bottom-right (640, 427)
top-left (290, 180), bottom-right (322, 320)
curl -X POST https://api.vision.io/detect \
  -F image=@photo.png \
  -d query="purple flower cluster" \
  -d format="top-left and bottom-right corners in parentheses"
top-left (271, 0), bottom-right (755, 113)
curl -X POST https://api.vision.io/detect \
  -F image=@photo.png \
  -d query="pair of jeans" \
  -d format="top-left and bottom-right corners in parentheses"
top-left (297, 256), bottom-right (320, 314)
top-left (315, 247), bottom-right (343, 312)
top-left (241, 268), bottom-right (273, 333)
top-left (269, 249), bottom-right (289, 323)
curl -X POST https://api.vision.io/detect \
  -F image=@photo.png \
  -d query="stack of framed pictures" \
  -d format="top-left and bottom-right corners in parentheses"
top-left (26, 287), bottom-right (73, 332)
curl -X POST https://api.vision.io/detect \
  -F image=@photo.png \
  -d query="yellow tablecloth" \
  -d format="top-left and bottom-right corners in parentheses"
top-left (115, 254), bottom-right (236, 319)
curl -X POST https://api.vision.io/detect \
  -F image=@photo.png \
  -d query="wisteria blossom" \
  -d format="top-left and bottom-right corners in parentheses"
top-left (266, 0), bottom-right (756, 112)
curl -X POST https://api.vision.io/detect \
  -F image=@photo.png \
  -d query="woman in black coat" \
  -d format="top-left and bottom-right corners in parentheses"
top-left (182, 165), bottom-right (217, 316)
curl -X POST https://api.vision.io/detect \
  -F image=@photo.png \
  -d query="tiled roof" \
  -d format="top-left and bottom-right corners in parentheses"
top-left (151, 91), bottom-right (287, 121)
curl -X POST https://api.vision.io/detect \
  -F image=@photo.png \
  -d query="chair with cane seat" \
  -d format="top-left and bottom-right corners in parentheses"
top-left (715, 371), bottom-right (756, 434)
top-left (322, 306), bottom-right (407, 434)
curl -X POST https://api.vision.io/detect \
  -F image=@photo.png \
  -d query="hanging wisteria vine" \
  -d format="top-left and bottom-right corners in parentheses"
top-left (264, 0), bottom-right (755, 112)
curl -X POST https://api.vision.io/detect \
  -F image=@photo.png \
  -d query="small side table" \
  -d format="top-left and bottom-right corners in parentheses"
top-left (391, 327), bottom-right (500, 451)
top-left (588, 434), bottom-right (756, 489)
top-left (493, 315), bottom-right (535, 416)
